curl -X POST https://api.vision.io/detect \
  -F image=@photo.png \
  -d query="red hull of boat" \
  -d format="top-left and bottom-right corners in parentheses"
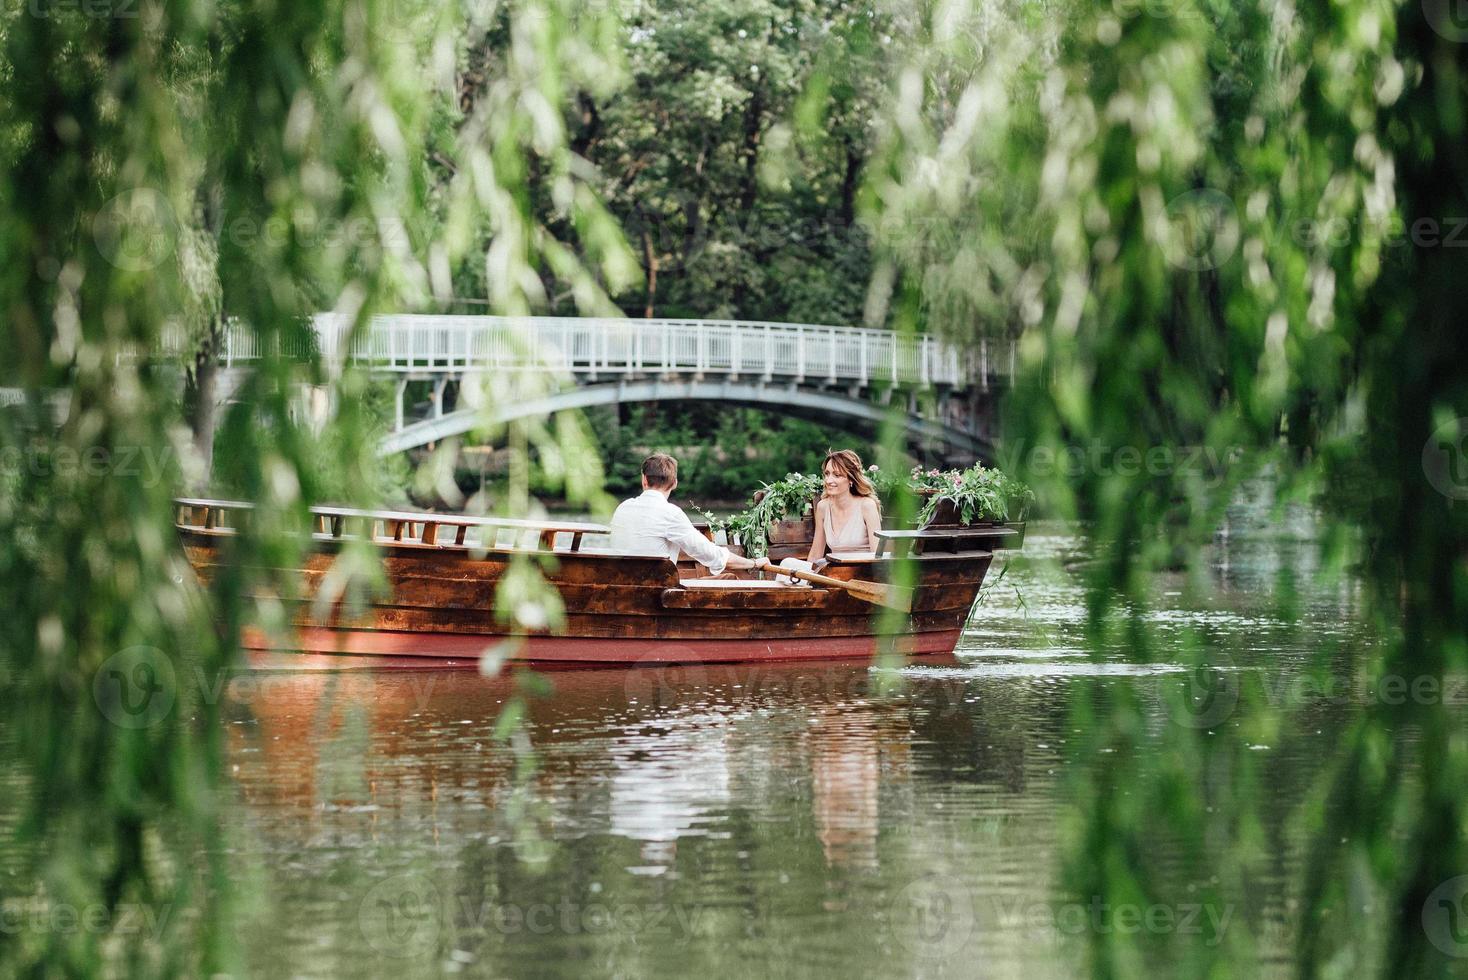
top-left (178, 500), bottom-right (1012, 671)
top-left (242, 626), bottom-right (962, 667)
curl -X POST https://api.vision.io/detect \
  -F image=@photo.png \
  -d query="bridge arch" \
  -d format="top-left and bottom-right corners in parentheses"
top-left (378, 379), bottom-right (993, 463)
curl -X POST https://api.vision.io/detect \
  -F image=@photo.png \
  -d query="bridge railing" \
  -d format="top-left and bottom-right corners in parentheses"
top-left (157, 321), bottom-right (317, 366)
top-left (309, 314), bottom-right (995, 387)
top-left (161, 315), bottom-right (1013, 386)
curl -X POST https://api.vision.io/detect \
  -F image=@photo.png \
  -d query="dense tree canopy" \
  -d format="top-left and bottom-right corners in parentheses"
top-left (515, 0), bottom-right (899, 324)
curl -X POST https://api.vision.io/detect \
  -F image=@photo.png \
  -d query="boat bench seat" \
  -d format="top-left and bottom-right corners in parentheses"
top-left (678, 578), bottom-right (792, 589)
top-left (875, 526), bottom-right (1016, 558)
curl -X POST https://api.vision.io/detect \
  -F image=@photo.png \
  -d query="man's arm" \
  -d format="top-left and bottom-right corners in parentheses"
top-left (666, 510), bottom-right (753, 573)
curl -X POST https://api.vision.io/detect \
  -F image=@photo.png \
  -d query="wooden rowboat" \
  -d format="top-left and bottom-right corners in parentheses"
top-left (175, 497), bottom-right (1020, 667)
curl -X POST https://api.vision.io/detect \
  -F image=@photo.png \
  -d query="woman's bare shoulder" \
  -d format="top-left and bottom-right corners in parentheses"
top-left (861, 496), bottom-right (882, 521)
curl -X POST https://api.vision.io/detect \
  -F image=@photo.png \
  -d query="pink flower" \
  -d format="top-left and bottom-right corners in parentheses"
top-left (868, 464), bottom-right (878, 472)
top-left (927, 468), bottom-right (940, 477)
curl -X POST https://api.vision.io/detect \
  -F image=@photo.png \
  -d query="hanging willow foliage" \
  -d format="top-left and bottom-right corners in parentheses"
top-left (0, 0), bottom-right (633, 974)
top-left (862, 0), bottom-right (1466, 973)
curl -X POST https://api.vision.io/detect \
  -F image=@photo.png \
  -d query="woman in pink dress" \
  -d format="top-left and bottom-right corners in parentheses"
top-left (778, 450), bottom-right (882, 581)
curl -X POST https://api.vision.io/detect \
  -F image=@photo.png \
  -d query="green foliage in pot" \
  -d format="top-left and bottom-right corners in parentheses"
top-left (729, 472), bottom-right (823, 558)
top-left (723, 511), bottom-right (765, 558)
top-left (916, 464), bottom-right (1034, 525)
top-left (726, 465), bottom-right (1031, 554)
top-left (749, 472), bottom-right (823, 526)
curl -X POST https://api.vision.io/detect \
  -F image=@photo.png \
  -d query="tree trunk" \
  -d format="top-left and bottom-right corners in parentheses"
top-left (642, 226), bottom-right (658, 318)
top-left (182, 316), bottom-right (222, 489)
top-left (738, 89), bottom-right (764, 214)
top-left (570, 93), bottom-right (601, 157)
top-left (680, 196), bottom-right (704, 267)
top-left (839, 142), bottom-right (861, 227)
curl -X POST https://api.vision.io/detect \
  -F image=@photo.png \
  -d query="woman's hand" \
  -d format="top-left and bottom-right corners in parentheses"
top-left (806, 499), bottom-right (828, 562)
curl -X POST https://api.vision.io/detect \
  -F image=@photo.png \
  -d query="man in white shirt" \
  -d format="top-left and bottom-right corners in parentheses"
top-left (609, 453), bottom-right (756, 575)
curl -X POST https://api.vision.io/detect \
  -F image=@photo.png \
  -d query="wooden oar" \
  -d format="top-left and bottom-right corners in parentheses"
top-left (756, 559), bottom-right (913, 613)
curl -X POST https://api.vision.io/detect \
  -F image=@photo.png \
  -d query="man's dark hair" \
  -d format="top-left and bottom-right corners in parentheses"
top-left (642, 453), bottom-right (678, 489)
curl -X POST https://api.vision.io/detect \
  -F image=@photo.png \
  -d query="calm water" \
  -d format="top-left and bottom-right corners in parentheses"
top-left (211, 515), bottom-right (1402, 978)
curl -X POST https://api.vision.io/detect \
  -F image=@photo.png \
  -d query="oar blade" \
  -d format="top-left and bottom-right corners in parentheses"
top-left (847, 579), bottom-right (914, 613)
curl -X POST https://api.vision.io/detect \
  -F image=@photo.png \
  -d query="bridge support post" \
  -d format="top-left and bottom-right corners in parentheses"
top-left (394, 378), bottom-right (407, 432)
top-left (431, 376), bottom-right (448, 420)
top-left (301, 385), bottom-right (333, 435)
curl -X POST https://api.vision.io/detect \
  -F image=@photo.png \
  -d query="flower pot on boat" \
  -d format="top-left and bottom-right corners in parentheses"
top-left (764, 517), bottom-right (815, 562)
top-left (751, 489), bottom-right (819, 561)
top-left (916, 493), bottom-right (1026, 549)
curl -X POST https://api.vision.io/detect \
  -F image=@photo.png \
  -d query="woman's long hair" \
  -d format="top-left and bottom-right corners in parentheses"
top-left (822, 449), bottom-right (879, 509)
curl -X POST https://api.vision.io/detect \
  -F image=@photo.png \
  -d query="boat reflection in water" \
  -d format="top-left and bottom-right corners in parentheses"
top-left (223, 655), bottom-right (1031, 875)
top-left (218, 650), bottom-right (1065, 977)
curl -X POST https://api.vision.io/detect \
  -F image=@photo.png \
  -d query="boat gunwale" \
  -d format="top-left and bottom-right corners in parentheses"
top-left (171, 525), bottom-right (998, 569)
top-left (174, 497), bottom-right (609, 535)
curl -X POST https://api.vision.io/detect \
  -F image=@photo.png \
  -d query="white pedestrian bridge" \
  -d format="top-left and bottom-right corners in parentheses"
top-left (188, 314), bottom-right (1012, 461)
